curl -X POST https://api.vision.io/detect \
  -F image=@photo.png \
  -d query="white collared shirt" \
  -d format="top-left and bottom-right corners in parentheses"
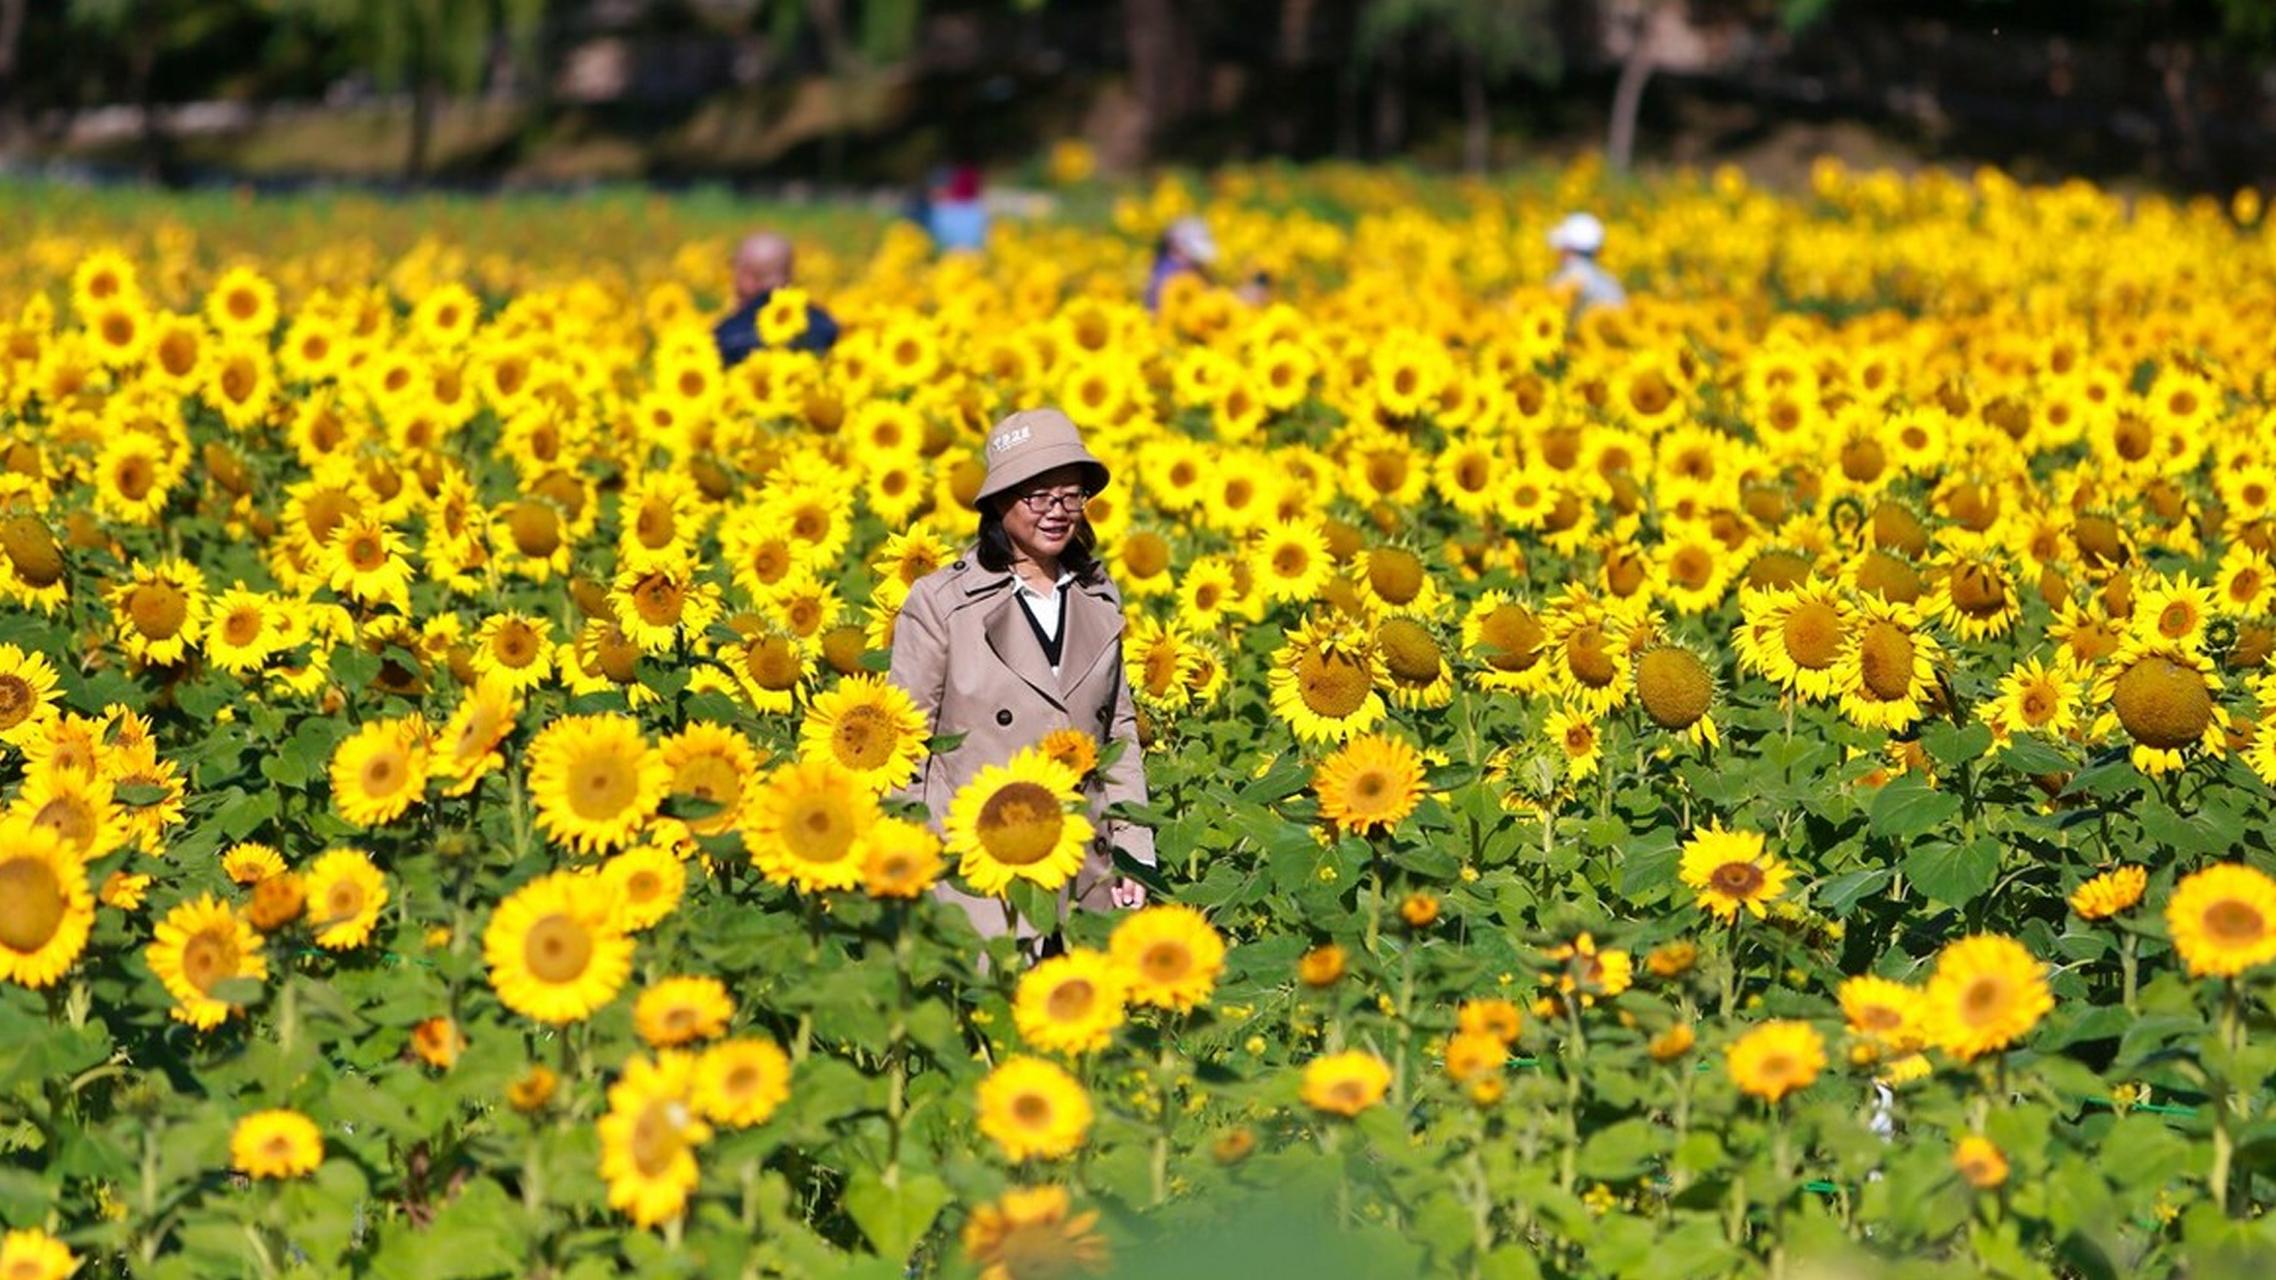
top-left (1015, 568), bottom-right (1076, 673)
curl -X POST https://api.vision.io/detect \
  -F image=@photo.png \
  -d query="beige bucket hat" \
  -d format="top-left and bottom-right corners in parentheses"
top-left (975, 407), bottom-right (1110, 505)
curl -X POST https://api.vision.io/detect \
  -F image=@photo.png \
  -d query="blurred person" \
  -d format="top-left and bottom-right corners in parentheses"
top-left (886, 407), bottom-right (1155, 942)
top-left (1547, 212), bottom-right (1627, 316)
top-left (1145, 216), bottom-right (1218, 312)
top-left (712, 231), bottom-right (840, 367)
top-left (925, 163), bottom-right (991, 254)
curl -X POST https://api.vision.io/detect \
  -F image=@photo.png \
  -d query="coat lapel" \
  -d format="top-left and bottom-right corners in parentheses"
top-left (1060, 582), bottom-right (1124, 700)
top-left (983, 591), bottom-right (1065, 709)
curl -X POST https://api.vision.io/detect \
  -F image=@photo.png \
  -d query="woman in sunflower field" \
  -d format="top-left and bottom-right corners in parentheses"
top-left (887, 407), bottom-right (1155, 940)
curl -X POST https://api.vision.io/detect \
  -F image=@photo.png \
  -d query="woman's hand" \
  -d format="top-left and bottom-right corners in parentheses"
top-left (1109, 878), bottom-right (1149, 909)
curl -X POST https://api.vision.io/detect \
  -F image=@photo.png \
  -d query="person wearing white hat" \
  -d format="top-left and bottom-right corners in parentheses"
top-left (1547, 212), bottom-right (1627, 316)
top-left (886, 407), bottom-right (1156, 942)
top-left (1145, 215), bottom-right (1220, 312)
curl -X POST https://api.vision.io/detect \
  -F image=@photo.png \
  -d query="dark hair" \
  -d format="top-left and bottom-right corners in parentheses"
top-left (976, 501), bottom-right (1104, 585)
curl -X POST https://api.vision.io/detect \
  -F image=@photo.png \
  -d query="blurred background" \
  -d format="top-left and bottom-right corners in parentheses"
top-left (1, 0), bottom-right (2271, 192)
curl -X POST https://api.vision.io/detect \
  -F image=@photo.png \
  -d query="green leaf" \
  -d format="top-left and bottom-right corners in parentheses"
top-left (1816, 868), bottom-right (1894, 916)
top-left (841, 1170), bottom-right (948, 1262)
top-left (1902, 837), bottom-right (2000, 909)
top-left (1239, 756), bottom-right (1311, 804)
top-left (1868, 776), bottom-right (1961, 840)
top-left (371, 1176), bottom-right (525, 1280)
top-left (1998, 738), bottom-right (2075, 776)
top-left (112, 781), bottom-right (169, 807)
top-left (217, 787), bottom-right (282, 840)
top-left (1577, 1117), bottom-right (1664, 1181)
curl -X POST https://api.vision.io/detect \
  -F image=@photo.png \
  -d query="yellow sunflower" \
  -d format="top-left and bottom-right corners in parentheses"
top-left (483, 871), bottom-right (633, 1025)
top-left (230, 1109), bottom-right (323, 1179)
top-left (323, 516), bottom-right (415, 613)
top-left (1310, 731), bottom-right (1426, 836)
top-left (17, 769), bottom-right (120, 864)
top-left (303, 847), bottom-right (387, 950)
top-left (634, 976), bottom-right (736, 1048)
top-left (943, 748), bottom-right (1094, 896)
top-left (600, 841), bottom-right (689, 932)
top-left (2070, 866), bottom-right (2148, 921)
top-left (742, 757), bottom-right (881, 893)
top-left (1267, 615), bottom-right (1388, 744)
top-left (1726, 1021), bottom-right (1825, 1103)
top-left (655, 721), bottom-right (762, 837)
top-left (1920, 934), bottom-right (2052, 1061)
top-left (611, 562), bottom-right (722, 655)
top-left (2167, 864), bottom-right (2276, 978)
top-left (797, 674), bottom-right (929, 794)
top-left (1299, 1049), bottom-right (1393, 1117)
top-left (1838, 975), bottom-right (1925, 1053)
top-left (1542, 706), bottom-right (1603, 783)
top-left (147, 893), bottom-right (267, 1029)
top-left (469, 612), bottom-right (554, 692)
top-left (693, 1036), bottom-right (792, 1128)
top-left (961, 1185), bottom-right (1109, 1280)
top-left (107, 557), bottom-right (208, 667)
top-left (977, 1056), bottom-right (1094, 1163)
top-left (1632, 644), bottom-right (1720, 747)
top-left (431, 679), bottom-right (521, 798)
top-left (1679, 821), bottom-right (1791, 922)
top-left (0, 1227), bottom-right (77, 1280)
top-left (525, 714), bottom-right (669, 857)
top-left (1014, 948), bottom-right (1128, 1056)
top-left (1462, 591), bottom-right (1556, 696)
top-left (1735, 579), bottom-right (1851, 703)
top-left (0, 818), bottom-right (95, 990)
top-left (329, 716), bottom-right (430, 827)
top-left (1980, 655), bottom-right (2081, 744)
top-left (205, 265), bottom-right (279, 338)
top-left (2090, 637), bottom-right (2227, 774)
top-left (1833, 595), bottom-right (1945, 732)
top-left (856, 816), bottom-right (944, 899)
top-left (597, 1051), bottom-right (712, 1228)
top-left (0, 643), bottom-right (62, 751)
top-left (204, 585), bottom-right (278, 674)
top-left (1108, 904), bottom-right (1226, 1013)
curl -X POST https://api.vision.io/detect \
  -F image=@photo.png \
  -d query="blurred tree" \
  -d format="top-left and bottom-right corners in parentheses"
top-left (62, 0), bottom-right (252, 179)
top-left (1123, 0), bottom-right (1205, 161)
top-left (1357, 0), bottom-right (1557, 170)
top-left (0, 0), bottom-right (23, 146)
top-left (698, 0), bottom-right (926, 179)
top-left (255, 0), bottom-right (550, 181)
top-left (1606, 0), bottom-right (1828, 173)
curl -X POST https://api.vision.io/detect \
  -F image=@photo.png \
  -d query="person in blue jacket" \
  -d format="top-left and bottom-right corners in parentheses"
top-left (712, 232), bottom-right (840, 367)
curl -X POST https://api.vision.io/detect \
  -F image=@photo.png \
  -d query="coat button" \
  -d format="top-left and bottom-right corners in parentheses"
top-left (951, 559), bottom-right (967, 570)
top-left (1097, 706), bottom-right (1112, 724)
top-left (996, 709), bottom-right (1013, 726)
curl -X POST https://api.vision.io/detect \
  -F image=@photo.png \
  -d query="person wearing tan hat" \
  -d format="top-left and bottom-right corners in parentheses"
top-left (886, 407), bottom-right (1155, 941)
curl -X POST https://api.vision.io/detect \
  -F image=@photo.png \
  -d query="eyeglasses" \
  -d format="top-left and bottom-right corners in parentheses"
top-left (1015, 488), bottom-right (1092, 515)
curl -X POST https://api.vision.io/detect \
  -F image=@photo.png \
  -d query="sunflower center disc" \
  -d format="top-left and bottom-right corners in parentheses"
top-left (976, 782), bottom-right (1065, 867)
top-left (1781, 602), bottom-right (1844, 670)
top-left (2205, 900), bottom-right (2265, 946)
top-left (2112, 659), bottom-right (2213, 750)
top-left (1858, 623), bottom-right (1917, 702)
top-left (181, 931), bottom-right (238, 993)
top-left (1045, 978), bottom-right (1094, 1022)
top-left (0, 859), bottom-right (65, 952)
top-left (1295, 649), bottom-right (1372, 719)
top-left (832, 706), bottom-right (894, 771)
top-left (130, 583), bottom-right (189, 641)
top-left (524, 913), bottom-right (593, 984)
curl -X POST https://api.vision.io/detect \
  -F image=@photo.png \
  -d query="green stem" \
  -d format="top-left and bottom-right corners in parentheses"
top-left (2210, 982), bottom-right (2245, 1216)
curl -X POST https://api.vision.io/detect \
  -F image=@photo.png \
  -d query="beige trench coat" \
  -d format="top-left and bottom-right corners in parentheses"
top-left (886, 553), bottom-right (1156, 938)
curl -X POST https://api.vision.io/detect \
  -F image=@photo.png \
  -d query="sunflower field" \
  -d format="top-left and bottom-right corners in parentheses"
top-left (4, 160), bottom-right (2276, 1280)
